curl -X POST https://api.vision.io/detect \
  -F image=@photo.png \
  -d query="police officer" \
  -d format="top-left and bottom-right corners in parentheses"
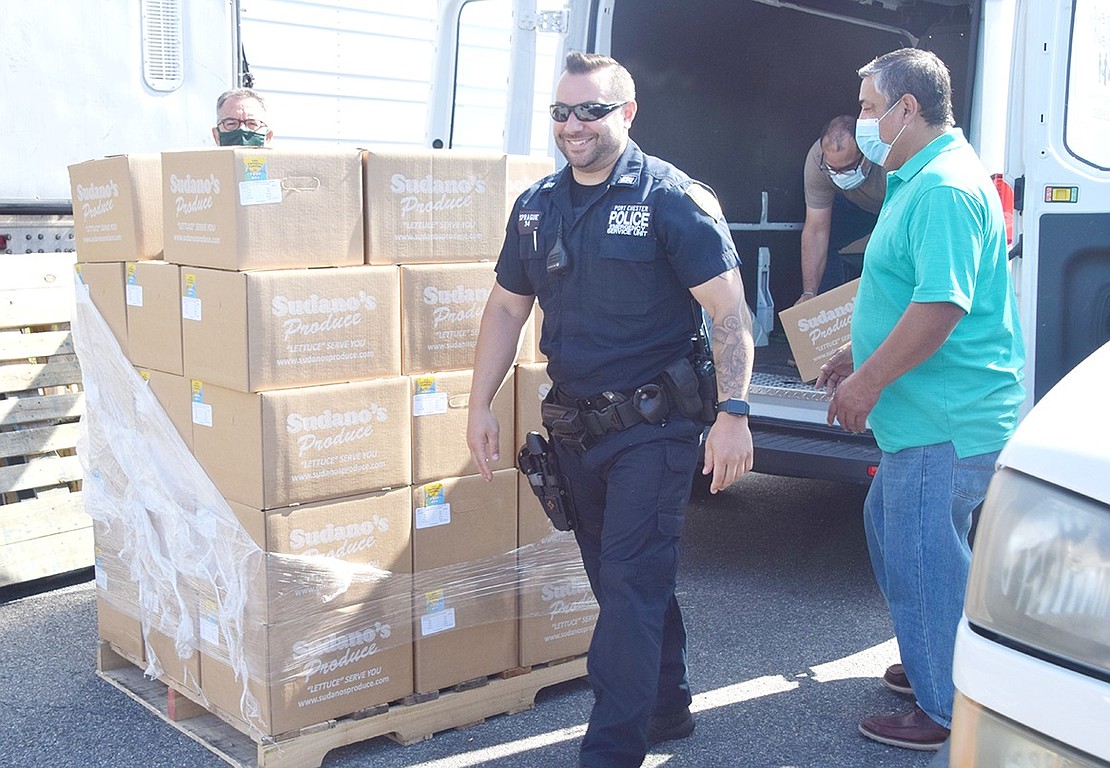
top-left (467, 52), bottom-right (755, 768)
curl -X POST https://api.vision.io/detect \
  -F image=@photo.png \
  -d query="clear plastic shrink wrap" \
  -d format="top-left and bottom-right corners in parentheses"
top-left (73, 284), bottom-right (596, 738)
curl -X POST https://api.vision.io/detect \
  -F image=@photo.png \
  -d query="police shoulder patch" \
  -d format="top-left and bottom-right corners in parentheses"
top-left (684, 182), bottom-right (724, 222)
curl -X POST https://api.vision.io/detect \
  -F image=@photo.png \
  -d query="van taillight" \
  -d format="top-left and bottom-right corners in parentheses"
top-left (992, 174), bottom-right (1015, 246)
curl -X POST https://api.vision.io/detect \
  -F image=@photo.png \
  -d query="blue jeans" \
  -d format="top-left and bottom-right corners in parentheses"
top-left (552, 417), bottom-right (701, 768)
top-left (863, 442), bottom-right (998, 728)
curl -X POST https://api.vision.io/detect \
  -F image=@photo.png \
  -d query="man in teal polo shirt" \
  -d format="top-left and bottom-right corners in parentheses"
top-left (817, 48), bottom-right (1025, 751)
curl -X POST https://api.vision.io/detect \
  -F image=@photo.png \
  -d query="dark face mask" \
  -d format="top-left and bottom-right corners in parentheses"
top-left (217, 128), bottom-right (267, 147)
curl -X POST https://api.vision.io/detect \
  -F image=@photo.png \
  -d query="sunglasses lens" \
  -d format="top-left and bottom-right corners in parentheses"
top-left (550, 102), bottom-right (624, 123)
top-left (578, 104), bottom-right (609, 121)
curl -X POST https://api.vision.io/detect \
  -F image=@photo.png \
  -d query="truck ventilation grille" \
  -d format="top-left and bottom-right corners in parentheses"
top-left (142, 0), bottom-right (184, 92)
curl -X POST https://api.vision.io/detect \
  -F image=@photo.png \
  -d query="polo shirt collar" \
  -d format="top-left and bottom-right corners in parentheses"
top-left (891, 127), bottom-right (966, 183)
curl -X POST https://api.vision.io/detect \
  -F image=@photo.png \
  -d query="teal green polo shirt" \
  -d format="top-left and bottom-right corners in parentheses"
top-left (851, 129), bottom-right (1025, 457)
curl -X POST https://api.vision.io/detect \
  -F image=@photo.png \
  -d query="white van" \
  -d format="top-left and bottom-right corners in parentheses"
top-left (430, 0), bottom-right (1110, 486)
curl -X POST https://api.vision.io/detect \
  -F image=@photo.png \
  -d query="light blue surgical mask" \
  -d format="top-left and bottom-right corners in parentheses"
top-left (855, 100), bottom-right (905, 167)
top-left (828, 162), bottom-right (868, 190)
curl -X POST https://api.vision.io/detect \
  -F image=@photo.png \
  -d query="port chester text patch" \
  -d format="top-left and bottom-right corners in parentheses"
top-left (606, 204), bottom-right (651, 236)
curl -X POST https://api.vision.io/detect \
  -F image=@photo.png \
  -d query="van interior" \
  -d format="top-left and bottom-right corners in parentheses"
top-left (609, 0), bottom-right (978, 336)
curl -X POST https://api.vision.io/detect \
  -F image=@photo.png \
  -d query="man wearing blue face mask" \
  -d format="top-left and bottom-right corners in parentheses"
top-left (211, 88), bottom-right (274, 147)
top-left (795, 115), bottom-right (887, 306)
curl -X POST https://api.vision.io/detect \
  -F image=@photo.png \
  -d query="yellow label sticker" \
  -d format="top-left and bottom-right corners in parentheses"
top-left (242, 157), bottom-right (268, 181)
top-left (1044, 186), bottom-right (1079, 203)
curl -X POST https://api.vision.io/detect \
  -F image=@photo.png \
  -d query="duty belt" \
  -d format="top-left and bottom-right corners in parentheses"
top-left (541, 382), bottom-right (671, 452)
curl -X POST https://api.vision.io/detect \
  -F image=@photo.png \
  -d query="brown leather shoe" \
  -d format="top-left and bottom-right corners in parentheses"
top-left (883, 663), bottom-right (913, 695)
top-left (859, 705), bottom-right (950, 750)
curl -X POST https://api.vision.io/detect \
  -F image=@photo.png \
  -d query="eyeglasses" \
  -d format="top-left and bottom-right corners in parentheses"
top-left (549, 101), bottom-right (628, 123)
top-left (819, 153), bottom-right (865, 176)
top-left (217, 117), bottom-right (268, 133)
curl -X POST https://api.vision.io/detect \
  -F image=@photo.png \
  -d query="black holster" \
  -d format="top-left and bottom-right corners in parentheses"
top-left (661, 356), bottom-right (717, 426)
top-left (517, 431), bottom-right (577, 531)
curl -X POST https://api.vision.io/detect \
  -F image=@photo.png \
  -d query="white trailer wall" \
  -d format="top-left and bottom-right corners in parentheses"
top-left (2, 0), bottom-right (234, 202)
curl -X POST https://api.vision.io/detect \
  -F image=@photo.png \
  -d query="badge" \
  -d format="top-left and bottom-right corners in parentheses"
top-left (685, 182), bottom-right (724, 222)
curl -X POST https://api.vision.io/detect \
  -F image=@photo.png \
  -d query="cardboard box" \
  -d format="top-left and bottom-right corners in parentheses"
top-left (412, 471), bottom-right (518, 693)
top-left (96, 595), bottom-right (145, 664)
top-left (515, 305), bottom-right (536, 365)
top-left (517, 475), bottom-right (597, 666)
top-left (364, 151), bottom-right (552, 264)
top-left (93, 521), bottom-right (145, 663)
top-left (126, 261), bottom-right (182, 374)
top-left (531, 303), bottom-right (546, 362)
top-left (136, 368), bottom-right (194, 450)
top-left (225, 488), bottom-right (413, 622)
top-left (145, 613), bottom-right (202, 695)
top-left (411, 369), bottom-right (514, 485)
top-left (513, 362), bottom-right (551, 450)
top-left (401, 262), bottom-right (494, 374)
top-left (68, 154), bottom-right (163, 262)
top-left (190, 377), bottom-right (411, 510)
top-left (777, 278), bottom-right (860, 383)
top-left (199, 596), bottom-right (413, 736)
top-left (161, 148), bottom-right (363, 270)
top-left (180, 265), bottom-right (401, 392)
top-left (75, 262), bottom-right (128, 357)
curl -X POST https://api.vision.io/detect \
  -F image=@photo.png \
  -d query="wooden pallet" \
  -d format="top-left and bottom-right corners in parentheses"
top-left (95, 640), bottom-right (587, 768)
top-left (0, 252), bottom-right (88, 588)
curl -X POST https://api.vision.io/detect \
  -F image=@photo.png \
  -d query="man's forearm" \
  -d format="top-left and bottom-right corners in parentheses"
top-left (709, 302), bottom-right (754, 400)
top-left (469, 299), bottom-right (531, 410)
top-left (800, 229), bottom-right (830, 295)
top-left (853, 301), bottom-right (966, 392)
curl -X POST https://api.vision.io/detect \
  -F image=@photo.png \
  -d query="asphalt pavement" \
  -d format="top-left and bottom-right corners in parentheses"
top-left (1, 472), bottom-right (948, 768)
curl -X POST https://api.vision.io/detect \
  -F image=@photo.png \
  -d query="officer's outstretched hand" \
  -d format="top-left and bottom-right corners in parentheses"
top-left (466, 406), bottom-right (501, 482)
top-left (702, 414), bottom-right (754, 493)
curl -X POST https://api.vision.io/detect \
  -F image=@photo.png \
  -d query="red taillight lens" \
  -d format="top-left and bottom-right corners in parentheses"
top-left (992, 173), bottom-right (1015, 246)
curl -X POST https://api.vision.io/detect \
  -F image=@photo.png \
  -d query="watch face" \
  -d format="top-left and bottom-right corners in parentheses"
top-left (720, 398), bottom-right (749, 416)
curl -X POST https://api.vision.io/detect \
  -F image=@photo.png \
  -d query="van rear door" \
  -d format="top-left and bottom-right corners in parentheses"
top-left (1009, 0), bottom-right (1110, 402)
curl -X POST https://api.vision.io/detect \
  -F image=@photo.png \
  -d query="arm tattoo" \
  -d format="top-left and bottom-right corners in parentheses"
top-left (710, 289), bottom-right (754, 399)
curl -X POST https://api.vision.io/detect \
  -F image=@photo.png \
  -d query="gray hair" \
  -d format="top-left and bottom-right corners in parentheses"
top-left (215, 88), bottom-right (267, 112)
top-left (858, 48), bottom-right (954, 128)
top-left (563, 51), bottom-right (636, 102)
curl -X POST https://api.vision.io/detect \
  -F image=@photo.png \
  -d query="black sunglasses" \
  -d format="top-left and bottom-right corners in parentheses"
top-left (549, 101), bottom-right (628, 123)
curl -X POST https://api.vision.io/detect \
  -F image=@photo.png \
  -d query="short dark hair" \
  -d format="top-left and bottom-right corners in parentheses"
top-left (563, 51), bottom-right (635, 102)
top-left (858, 48), bottom-right (954, 128)
top-left (821, 115), bottom-right (858, 151)
top-left (215, 88), bottom-right (267, 112)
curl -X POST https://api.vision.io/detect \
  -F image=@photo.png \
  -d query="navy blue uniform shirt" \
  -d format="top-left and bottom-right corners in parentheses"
top-left (496, 141), bottom-right (740, 398)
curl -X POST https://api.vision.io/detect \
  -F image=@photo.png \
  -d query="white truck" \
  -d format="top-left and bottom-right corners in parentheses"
top-left (4, 0), bottom-right (1109, 487)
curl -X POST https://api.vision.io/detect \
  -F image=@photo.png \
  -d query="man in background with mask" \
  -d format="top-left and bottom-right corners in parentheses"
top-left (211, 88), bottom-right (273, 146)
top-left (794, 115), bottom-right (886, 305)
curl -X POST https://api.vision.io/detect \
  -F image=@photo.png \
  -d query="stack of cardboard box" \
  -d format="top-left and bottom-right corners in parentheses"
top-left (69, 145), bottom-right (597, 738)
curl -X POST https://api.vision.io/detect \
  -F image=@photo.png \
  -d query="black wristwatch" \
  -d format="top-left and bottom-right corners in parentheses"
top-left (717, 398), bottom-right (750, 417)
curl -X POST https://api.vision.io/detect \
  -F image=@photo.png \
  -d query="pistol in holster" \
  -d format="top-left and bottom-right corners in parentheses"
top-left (517, 431), bottom-right (577, 531)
